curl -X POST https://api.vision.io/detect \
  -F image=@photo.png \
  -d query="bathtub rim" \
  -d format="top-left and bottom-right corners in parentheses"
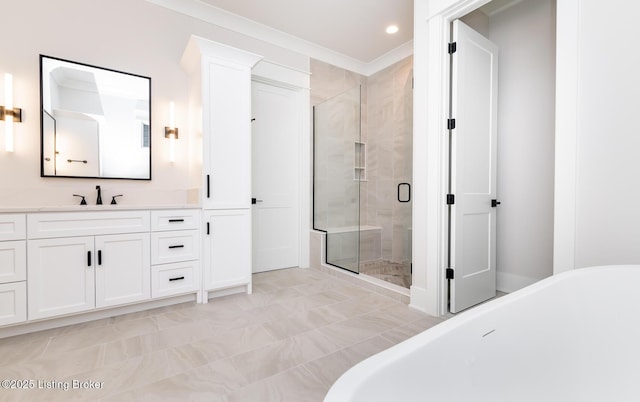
top-left (324, 265), bottom-right (640, 401)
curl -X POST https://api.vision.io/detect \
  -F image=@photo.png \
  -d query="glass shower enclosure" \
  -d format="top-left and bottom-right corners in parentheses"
top-left (313, 86), bottom-right (362, 274)
top-left (313, 82), bottom-right (413, 289)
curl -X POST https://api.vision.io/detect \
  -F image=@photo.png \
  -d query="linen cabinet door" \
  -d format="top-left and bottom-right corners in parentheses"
top-left (202, 60), bottom-right (252, 210)
top-left (203, 209), bottom-right (251, 292)
top-left (95, 233), bottom-right (151, 308)
top-left (28, 237), bottom-right (95, 320)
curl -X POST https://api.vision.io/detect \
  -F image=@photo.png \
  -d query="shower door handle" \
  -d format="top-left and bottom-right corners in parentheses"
top-left (398, 183), bottom-right (411, 203)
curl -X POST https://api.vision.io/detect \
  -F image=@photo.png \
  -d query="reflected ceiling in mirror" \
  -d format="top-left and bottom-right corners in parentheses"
top-left (40, 55), bottom-right (152, 180)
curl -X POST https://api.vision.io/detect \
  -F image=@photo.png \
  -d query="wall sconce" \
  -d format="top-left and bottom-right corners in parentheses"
top-left (0, 73), bottom-right (22, 152)
top-left (165, 101), bottom-right (178, 162)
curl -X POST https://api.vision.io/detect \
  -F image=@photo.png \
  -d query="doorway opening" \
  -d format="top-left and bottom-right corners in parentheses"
top-left (446, 0), bottom-right (556, 313)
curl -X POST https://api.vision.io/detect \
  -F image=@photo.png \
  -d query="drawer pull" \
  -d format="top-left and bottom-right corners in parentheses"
top-left (168, 245), bottom-right (185, 249)
top-left (168, 219), bottom-right (185, 223)
top-left (169, 276), bottom-right (185, 282)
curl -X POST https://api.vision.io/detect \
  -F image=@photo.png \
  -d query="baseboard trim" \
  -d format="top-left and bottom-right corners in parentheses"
top-left (497, 271), bottom-right (541, 293)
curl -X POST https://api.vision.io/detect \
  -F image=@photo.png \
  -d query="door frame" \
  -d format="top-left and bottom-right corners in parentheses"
top-left (251, 60), bottom-right (311, 270)
top-left (413, 0), bottom-right (578, 316)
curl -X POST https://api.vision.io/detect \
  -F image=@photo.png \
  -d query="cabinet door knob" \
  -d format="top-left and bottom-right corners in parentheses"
top-left (87, 251), bottom-right (92, 267)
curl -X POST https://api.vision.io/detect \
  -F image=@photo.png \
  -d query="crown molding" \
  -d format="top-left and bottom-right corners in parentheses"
top-left (146, 0), bottom-right (413, 76)
top-left (364, 40), bottom-right (414, 76)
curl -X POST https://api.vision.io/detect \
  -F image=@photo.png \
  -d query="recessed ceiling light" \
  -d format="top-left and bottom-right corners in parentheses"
top-left (386, 25), bottom-right (399, 34)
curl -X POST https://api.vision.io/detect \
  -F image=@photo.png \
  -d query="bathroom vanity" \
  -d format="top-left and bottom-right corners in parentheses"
top-left (0, 207), bottom-right (207, 337)
top-left (0, 36), bottom-right (262, 337)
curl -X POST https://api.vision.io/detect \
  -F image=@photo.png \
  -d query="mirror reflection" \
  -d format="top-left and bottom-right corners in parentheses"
top-left (40, 55), bottom-right (151, 179)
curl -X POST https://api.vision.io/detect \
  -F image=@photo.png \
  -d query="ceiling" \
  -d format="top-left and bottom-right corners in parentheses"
top-left (197, 0), bottom-right (414, 63)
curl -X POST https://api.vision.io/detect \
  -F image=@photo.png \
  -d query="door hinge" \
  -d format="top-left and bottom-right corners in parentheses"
top-left (447, 118), bottom-right (456, 130)
top-left (446, 268), bottom-right (455, 280)
top-left (448, 42), bottom-right (457, 54)
top-left (446, 194), bottom-right (455, 205)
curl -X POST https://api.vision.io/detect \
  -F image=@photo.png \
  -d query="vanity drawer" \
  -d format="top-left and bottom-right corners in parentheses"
top-left (151, 261), bottom-right (199, 298)
top-left (0, 214), bottom-right (26, 241)
top-left (151, 230), bottom-right (199, 265)
top-left (151, 210), bottom-right (200, 231)
top-left (28, 211), bottom-right (150, 239)
top-left (0, 241), bottom-right (26, 283)
top-left (0, 281), bottom-right (26, 326)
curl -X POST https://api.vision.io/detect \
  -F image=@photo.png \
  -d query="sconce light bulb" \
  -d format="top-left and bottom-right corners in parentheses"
top-left (169, 101), bottom-right (175, 129)
top-left (5, 74), bottom-right (13, 109)
top-left (5, 73), bottom-right (14, 152)
top-left (169, 135), bottom-right (176, 162)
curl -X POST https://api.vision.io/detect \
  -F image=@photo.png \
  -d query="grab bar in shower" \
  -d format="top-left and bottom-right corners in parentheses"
top-left (398, 183), bottom-right (411, 203)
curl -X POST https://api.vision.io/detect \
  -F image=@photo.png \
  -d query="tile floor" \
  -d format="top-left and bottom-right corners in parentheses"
top-left (0, 268), bottom-right (443, 402)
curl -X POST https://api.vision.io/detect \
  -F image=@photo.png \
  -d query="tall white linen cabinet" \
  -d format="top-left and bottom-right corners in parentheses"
top-left (181, 36), bottom-right (263, 302)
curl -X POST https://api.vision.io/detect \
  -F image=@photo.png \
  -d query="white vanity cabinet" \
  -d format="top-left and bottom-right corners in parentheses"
top-left (150, 210), bottom-right (200, 298)
top-left (203, 209), bottom-right (251, 295)
top-left (181, 36), bottom-right (262, 300)
top-left (0, 214), bottom-right (27, 326)
top-left (27, 211), bottom-right (151, 320)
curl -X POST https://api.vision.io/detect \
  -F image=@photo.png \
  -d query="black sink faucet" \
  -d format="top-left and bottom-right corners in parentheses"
top-left (96, 185), bottom-right (102, 205)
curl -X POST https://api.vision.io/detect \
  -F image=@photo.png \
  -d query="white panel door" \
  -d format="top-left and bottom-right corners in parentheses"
top-left (450, 20), bottom-right (499, 313)
top-left (28, 237), bottom-right (95, 320)
top-left (203, 59), bottom-right (252, 209)
top-left (251, 80), bottom-right (300, 273)
top-left (95, 233), bottom-right (150, 308)
top-left (203, 209), bottom-right (251, 291)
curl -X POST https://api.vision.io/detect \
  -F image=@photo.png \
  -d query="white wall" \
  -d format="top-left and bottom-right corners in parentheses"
top-left (487, 0), bottom-right (556, 292)
top-left (0, 0), bottom-right (308, 207)
top-left (573, 0), bottom-right (640, 267)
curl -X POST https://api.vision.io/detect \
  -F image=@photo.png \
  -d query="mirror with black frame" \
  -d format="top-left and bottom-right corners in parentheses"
top-left (40, 55), bottom-right (152, 180)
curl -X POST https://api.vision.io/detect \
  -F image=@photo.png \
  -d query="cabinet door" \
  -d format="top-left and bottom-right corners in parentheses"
top-left (0, 240), bottom-right (26, 283)
top-left (203, 209), bottom-right (251, 290)
top-left (203, 60), bottom-right (252, 209)
top-left (0, 282), bottom-right (26, 326)
top-left (95, 233), bottom-right (150, 308)
top-left (28, 237), bottom-right (95, 320)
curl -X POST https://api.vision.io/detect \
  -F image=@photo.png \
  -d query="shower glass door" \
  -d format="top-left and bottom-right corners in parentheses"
top-left (313, 86), bottom-right (362, 274)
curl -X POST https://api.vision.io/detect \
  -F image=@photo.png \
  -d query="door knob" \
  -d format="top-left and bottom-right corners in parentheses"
top-left (491, 199), bottom-right (501, 207)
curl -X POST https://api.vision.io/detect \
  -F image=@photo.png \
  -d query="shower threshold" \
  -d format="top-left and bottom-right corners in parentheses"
top-left (329, 259), bottom-right (412, 290)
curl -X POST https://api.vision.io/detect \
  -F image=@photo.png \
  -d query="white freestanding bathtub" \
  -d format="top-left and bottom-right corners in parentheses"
top-left (325, 266), bottom-right (640, 402)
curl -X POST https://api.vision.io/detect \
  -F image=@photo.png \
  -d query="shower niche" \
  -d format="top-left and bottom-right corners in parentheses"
top-left (354, 142), bottom-right (366, 181)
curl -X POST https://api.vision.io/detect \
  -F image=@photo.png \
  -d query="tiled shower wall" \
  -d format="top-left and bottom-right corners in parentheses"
top-left (312, 56), bottom-right (413, 264)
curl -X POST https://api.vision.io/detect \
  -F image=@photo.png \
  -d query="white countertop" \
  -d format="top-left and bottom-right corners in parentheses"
top-left (0, 204), bottom-right (202, 213)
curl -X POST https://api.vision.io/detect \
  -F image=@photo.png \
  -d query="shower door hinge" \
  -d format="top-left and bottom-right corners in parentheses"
top-left (448, 42), bottom-right (457, 54)
top-left (446, 268), bottom-right (455, 280)
top-left (447, 118), bottom-right (456, 130)
top-left (446, 194), bottom-right (455, 205)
